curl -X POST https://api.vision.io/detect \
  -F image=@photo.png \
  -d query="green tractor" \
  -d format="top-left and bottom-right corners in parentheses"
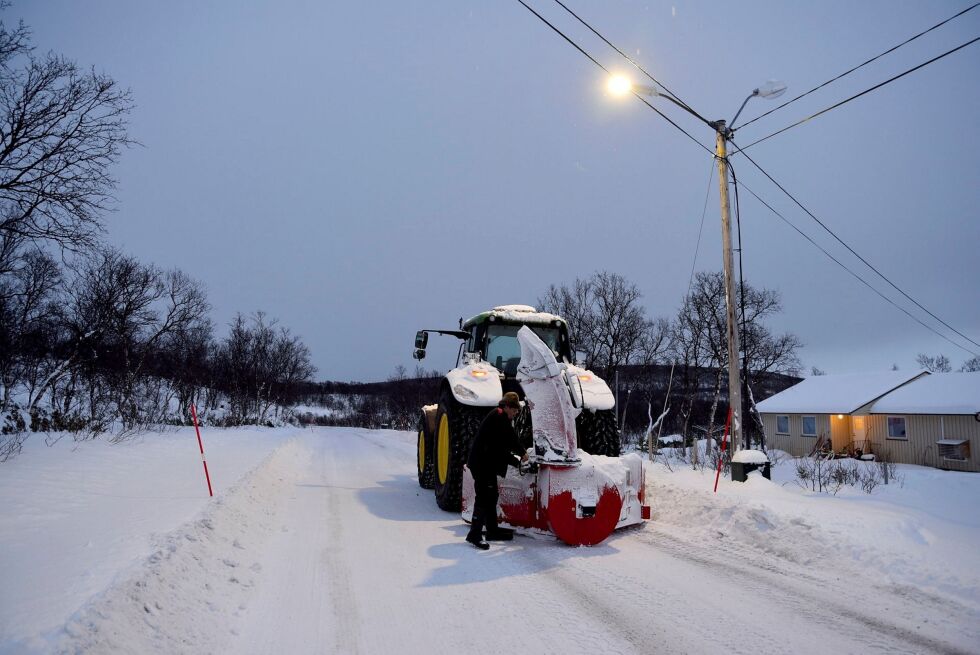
top-left (413, 305), bottom-right (620, 512)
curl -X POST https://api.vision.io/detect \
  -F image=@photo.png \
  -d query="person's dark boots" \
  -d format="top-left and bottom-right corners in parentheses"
top-left (466, 533), bottom-right (490, 550)
top-left (486, 528), bottom-right (514, 541)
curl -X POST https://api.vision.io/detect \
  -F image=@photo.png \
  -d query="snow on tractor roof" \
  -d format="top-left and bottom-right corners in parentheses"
top-left (463, 305), bottom-right (567, 328)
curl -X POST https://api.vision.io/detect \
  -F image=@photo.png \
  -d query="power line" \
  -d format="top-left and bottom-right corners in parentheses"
top-left (735, 2), bottom-right (980, 131)
top-left (738, 181), bottom-right (978, 357)
top-left (550, 0), bottom-right (714, 129)
top-left (735, 36), bottom-right (980, 152)
top-left (516, 0), bottom-right (978, 355)
top-left (733, 143), bottom-right (980, 354)
top-left (686, 161), bottom-right (715, 295)
top-left (513, 0), bottom-right (714, 156)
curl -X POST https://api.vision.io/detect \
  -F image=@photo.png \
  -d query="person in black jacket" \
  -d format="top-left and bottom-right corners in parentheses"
top-left (465, 391), bottom-right (527, 550)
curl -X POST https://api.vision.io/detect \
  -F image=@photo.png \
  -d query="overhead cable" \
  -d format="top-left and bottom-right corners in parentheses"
top-left (735, 2), bottom-right (980, 131)
top-left (734, 36), bottom-right (980, 152)
top-left (551, 0), bottom-right (714, 129)
top-left (686, 162), bottom-right (716, 294)
top-left (514, 0), bottom-right (713, 155)
top-left (739, 181), bottom-right (978, 356)
top-left (734, 144), bottom-right (980, 354)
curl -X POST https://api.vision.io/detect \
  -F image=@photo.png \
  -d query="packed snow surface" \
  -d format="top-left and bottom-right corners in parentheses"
top-left (756, 370), bottom-right (927, 414)
top-left (2, 427), bottom-right (979, 654)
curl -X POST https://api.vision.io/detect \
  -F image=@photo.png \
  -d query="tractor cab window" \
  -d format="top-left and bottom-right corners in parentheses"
top-left (485, 324), bottom-right (560, 376)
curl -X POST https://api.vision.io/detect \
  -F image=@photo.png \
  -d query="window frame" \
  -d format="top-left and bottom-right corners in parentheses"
top-left (801, 415), bottom-right (817, 437)
top-left (776, 415), bottom-right (790, 435)
top-left (886, 415), bottom-right (908, 441)
top-left (937, 440), bottom-right (969, 462)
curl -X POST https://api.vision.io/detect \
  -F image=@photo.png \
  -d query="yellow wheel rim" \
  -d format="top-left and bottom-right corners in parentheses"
top-left (437, 413), bottom-right (450, 484)
top-left (418, 430), bottom-right (425, 472)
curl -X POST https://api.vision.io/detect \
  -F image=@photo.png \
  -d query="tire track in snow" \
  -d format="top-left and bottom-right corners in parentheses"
top-left (318, 435), bottom-right (362, 655)
top-left (632, 525), bottom-right (976, 655)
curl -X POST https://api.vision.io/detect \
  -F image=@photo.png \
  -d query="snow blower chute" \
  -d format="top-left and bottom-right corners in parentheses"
top-left (460, 327), bottom-right (649, 546)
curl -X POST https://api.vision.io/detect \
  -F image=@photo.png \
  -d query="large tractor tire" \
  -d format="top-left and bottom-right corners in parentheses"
top-left (433, 388), bottom-right (484, 512)
top-left (576, 408), bottom-right (621, 457)
top-left (513, 404), bottom-right (534, 451)
top-left (417, 411), bottom-right (435, 489)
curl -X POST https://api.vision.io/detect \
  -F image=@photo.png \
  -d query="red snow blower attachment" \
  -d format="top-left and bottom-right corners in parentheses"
top-left (462, 327), bottom-right (649, 546)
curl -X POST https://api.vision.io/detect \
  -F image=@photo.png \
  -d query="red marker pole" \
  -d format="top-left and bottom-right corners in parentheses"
top-left (191, 403), bottom-right (213, 497)
top-left (713, 408), bottom-right (733, 493)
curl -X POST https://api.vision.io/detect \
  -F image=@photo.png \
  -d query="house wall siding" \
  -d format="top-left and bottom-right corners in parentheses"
top-left (867, 414), bottom-right (980, 472)
top-left (764, 413), bottom-right (831, 457)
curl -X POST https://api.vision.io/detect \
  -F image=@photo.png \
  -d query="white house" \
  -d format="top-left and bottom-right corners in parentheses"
top-left (757, 371), bottom-right (980, 472)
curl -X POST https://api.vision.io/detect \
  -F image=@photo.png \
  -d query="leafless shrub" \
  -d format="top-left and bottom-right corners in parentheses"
top-left (795, 456), bottom-right (900, 495)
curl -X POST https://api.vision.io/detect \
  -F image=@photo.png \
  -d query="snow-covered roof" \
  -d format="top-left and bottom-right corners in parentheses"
top-left (867, 372), bottom-right (980, 416)
top-left (756, 370), bottom-right (928, 415)
top-left (463, 305), bottom-right (566, 328)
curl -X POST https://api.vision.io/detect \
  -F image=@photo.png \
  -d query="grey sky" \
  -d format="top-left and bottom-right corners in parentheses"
top-left (17, 1), bottom-right (980, 381)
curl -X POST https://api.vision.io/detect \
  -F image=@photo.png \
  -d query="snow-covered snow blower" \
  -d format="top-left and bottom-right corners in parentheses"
top-left (461, 327), bottom-right (648, 545)
top-left (412, 306), bottom-right (648, 546)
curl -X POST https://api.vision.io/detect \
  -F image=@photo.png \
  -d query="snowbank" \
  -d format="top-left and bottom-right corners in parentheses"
top-left (647, 456), bottom-right (980, 611)
top-left (58, 439), bottom-right (308, 654)
top-left (0, 427), bottom-right (302, 652)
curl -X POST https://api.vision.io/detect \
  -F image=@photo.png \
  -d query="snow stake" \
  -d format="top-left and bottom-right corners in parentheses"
top-left (713, 407), bottom-right (732, 493)
top-left (191, 404), bottom-right (213, 497)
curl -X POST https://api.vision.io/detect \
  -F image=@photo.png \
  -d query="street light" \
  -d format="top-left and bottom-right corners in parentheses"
top-left (730, 79), bottom-right (786, 128)
top-left (608, 75), bottom-right (788, 452)
top-left (606, 76), bottom-right (698, 115)
top-left (607, 74), bottom-right (633, 96)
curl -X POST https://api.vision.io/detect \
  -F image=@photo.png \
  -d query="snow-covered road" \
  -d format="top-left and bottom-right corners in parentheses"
top-left (164, 430), bottom-right (980, 654)
top-left (7, 427), bottom-right (978, 654)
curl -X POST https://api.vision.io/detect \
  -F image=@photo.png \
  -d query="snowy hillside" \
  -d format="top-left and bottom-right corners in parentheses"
top-left (1, 427), bottom-right (978, 654)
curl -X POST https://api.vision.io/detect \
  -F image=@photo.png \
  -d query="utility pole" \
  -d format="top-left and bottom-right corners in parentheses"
top-left (712, 120), bottom-right (743, 452)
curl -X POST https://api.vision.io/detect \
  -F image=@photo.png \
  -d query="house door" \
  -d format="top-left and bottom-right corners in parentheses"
top-left (852, 416), bottom-right (867, 450)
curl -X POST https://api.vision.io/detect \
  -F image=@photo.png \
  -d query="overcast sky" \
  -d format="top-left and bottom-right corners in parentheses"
top-left (17, 1), bottom-right (980, 381)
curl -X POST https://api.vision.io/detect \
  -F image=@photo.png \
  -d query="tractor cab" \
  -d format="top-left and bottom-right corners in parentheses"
top-left (462, 306), bottom-right (572, 378)
top-left (413, 305), bottom-right (572, 378)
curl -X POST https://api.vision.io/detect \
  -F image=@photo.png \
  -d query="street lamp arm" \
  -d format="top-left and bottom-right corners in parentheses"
top-left (730, 92), bottom-right (758, 129)
top-left (634, 84), bottom-right (713, 127)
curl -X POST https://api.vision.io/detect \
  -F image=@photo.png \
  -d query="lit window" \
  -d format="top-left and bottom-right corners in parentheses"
top-left (776, 415), bottom-right (789, 434)
top-left (802, 416), bottom-right (817, 436)
top-left (887, 416), bottom-right (907, 440)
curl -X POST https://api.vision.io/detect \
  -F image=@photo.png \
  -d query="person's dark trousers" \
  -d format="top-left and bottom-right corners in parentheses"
top-left (467, 476), bottom-right (499, 540)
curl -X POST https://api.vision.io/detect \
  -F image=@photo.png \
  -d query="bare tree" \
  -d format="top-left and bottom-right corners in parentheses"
top-left (669, 272), bottom-right (802, 449)
top-left (916, 353), bottom-right (951, 373)
top-left (0, 15), bottom-right (133, 254)
top-left (0, 247), bottom-right (60, 412)
top-left (538, 277), bottom-right (596, 365)
top-left (215, 313), bottom-right (316, 425)
top-left (538, 271), bottom-right (653, 375)
top-left (961, 356), bottom-right (980, 372)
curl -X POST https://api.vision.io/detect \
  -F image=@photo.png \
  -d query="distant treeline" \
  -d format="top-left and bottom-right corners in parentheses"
top-left (295, 365), bottom-right (800, 441)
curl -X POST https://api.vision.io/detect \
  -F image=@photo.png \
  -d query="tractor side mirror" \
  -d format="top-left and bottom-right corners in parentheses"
top-left (413, 348), bottom-right (426, 360)
top-left (415, 330), bottom-right (428, 350)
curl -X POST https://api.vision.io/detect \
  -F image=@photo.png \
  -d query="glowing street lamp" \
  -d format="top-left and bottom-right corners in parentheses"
top-left (607, 74), bottom-right (633, 96)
